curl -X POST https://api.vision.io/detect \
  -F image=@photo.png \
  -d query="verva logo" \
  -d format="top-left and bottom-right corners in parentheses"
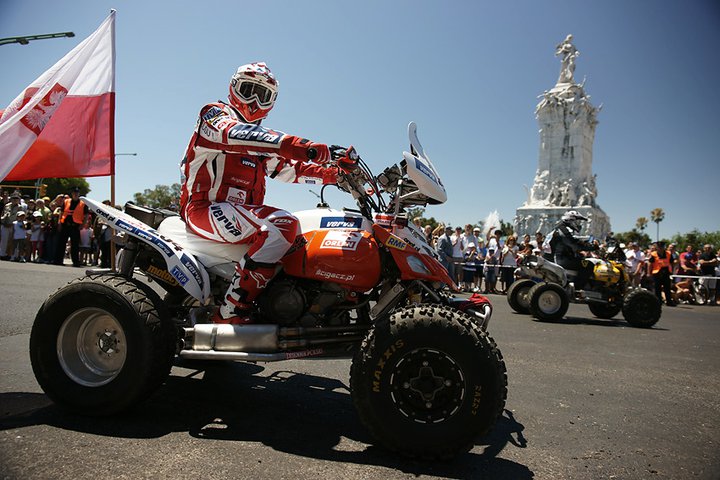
top-left (320, 231), bottom-right (362, 251)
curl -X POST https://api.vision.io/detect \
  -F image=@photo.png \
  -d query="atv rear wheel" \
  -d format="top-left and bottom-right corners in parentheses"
top-left (528, 282), bottom-right (569, 321)
top-left (30, 275), bottom-right (176, 415)
top-left (350, 305), bottom-right (507, 459)
top-left (507, 279), bottom-right (535, 314)
top-left (588, 301), bottom-right (622, 319)
top-left (622, 288), bottom-right (661, 328)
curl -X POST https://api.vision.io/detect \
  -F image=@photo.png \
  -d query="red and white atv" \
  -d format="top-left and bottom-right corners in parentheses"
top-left (30, 123), bottom-right (507, 459)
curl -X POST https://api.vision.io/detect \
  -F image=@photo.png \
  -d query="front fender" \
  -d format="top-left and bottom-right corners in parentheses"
top-left (83, 197), bottom-right (211, 303)
top-left (448, 293), bottom-right (493, 329)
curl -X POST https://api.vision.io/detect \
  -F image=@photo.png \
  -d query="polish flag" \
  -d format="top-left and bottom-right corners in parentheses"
top-left (0, 11), bottom-right (115, 182)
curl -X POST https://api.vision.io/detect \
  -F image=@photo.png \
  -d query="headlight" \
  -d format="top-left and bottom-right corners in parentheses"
top-left (406, 255), bottom-right (430, 275)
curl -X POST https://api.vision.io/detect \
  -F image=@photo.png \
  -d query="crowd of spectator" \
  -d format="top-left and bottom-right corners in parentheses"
top-left (0, 188), bottom-right (114, 268)
top-left (417, 219), bottom-right (720, 305)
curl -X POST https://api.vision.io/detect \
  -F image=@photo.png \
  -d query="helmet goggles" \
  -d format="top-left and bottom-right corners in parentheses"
top-left (233, 80), bottom-right (276, 107)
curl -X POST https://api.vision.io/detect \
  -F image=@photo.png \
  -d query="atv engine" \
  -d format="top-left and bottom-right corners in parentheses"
top-left (256, 278), bottom-right (350, 327)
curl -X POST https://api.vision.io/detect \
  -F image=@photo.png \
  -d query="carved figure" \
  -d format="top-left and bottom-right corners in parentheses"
top-left (555, 34), bottom-right (579, 84)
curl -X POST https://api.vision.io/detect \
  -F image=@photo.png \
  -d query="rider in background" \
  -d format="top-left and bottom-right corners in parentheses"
top-left (179, 62), bottom-right (355, 324)
top-left (547, 210), bottom-right (596, 291)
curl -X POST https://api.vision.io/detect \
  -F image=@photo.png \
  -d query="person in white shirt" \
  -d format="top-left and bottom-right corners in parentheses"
top-left (623, 242), bottom-right (645, 287)
top-left (450, 226), bottom-right (467, 284)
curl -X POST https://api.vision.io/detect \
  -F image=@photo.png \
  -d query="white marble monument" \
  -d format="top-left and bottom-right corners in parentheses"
top-left (515, 34), bottom-right (611, 238)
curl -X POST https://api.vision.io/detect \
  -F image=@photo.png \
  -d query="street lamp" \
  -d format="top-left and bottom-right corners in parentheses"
top-left (0, 32), bottom-right (75, 46)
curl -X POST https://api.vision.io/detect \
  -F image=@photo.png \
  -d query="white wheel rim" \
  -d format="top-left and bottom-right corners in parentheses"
top-left (57, 307), bottom-right (127, 387)
top-left (538, 290), bottom-right (562, 315)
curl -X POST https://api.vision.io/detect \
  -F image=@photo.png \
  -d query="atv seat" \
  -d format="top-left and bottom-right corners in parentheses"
top-left (124, 202), bottom-right (179, 229)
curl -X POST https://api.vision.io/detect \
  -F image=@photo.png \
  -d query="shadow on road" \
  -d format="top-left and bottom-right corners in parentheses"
top-left (0, 362), bottom-right (532, 478)
top-left (521, 314), bottom-right (670, 330)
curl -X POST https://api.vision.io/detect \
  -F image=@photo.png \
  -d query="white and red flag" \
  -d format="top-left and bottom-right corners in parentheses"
top-left (0, 10), bottom-right (116, 181)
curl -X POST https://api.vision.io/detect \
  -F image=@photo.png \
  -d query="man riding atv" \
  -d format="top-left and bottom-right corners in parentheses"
top-left (510, 210), bottom-right (661, 328)
top-left (546, 210), bottom-right (596, 292)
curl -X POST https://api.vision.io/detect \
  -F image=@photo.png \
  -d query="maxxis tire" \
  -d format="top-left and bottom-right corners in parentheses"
top-left (350, 305), bottom-right (507, 459)
top-left (528, 282), bottom-right (569, 321)
top-left (507, 279), bottom-right (535, 314)
top-left (587, 302), bottom-right (622, 319)
top-left (622, 288), bottom-right (661, 328)
top-left (30, 274), bottom-right (176, 415)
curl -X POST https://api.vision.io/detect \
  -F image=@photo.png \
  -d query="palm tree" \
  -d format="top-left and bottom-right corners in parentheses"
top-left (650, 208), bottom-right (665, 242)
top-left (635, 217), bottom-right (648, 232)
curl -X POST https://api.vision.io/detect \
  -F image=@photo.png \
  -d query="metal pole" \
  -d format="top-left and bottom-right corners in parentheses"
top-left (0, 32), bottom-right (75, 46)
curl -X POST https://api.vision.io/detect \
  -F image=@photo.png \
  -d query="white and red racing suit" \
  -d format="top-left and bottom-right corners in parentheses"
top-left (179, 102), bottom-right (338, 323)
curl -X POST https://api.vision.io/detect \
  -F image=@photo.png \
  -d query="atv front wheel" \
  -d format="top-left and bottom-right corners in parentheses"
top-left (30, 275), bottom-right (176, 415)
top-left (350, 305), bottom-right (507, 459)
top-left (622, 288), bottom-right (661, 328)
top-left (588, 301), bottom-right (622, 319)
top-left (528, 282), bottom-right (569, 321)
top-left (507, 279), bottom-right (535, 314)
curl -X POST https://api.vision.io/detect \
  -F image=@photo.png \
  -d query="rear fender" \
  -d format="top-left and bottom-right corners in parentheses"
top-left (372, 224), bottom-right (457, 290)
top-left (83, 197), bottom-right (211, 303)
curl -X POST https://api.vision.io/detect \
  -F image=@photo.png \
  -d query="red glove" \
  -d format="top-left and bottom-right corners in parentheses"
top-left (337, 146), bottom-right (359, 173)
top-left (279, 135), bottom-right (331, 163)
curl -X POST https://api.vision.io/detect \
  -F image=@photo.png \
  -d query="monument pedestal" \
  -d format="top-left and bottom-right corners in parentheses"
top-left (515, 205), bottom-right (610, 239)
top-left (514, 35), bottom-right (611, 239)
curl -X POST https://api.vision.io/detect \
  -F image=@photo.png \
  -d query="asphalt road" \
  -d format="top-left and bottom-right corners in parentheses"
top-left (0, 261), bottom-right (719, 479)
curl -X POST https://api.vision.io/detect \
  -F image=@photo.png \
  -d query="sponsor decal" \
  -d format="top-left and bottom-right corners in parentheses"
top-left (229, 176), bottom-right (252, 187)
top-left (320, 216), bottom-right (363, 229)
top-left (414, 157), bottom-right (440, 185)
top-left (146, 265), bottom-right (179, 286)
top-left (226, 187), bottom-right (247, 206)
top-left (315, 269), bottom-right (356, 282)
top-left (180, 254), bottom-right (204, 290)
top-left (170, 266), bottom-right (189, 286)
top-left (241, 159), bottom-right (256, 168)
top-left (94, 207), bottom-right (115, 223)
top-left (320, 230), bottom-right (362, 251)
top-left (210, 204), bottom-right (243, 236)
top-left (385, 236), bottom-right (407, 251)
top-left (228, 124), bottom-right (281, 144)
top-left (299, 176), bottom-right (317, 184)
top-left (201, 106), bottom-right (223, 121)
top-left (285, 235), bottom-right (307, 256)
top-left (285, 348), bottom-right (324, 360)
top-left (374, 214), bottom-right (393, 227)
top-left (115, 220), bottom-right (174, 257)
top-left (372, 339), bottom-right (405, 393)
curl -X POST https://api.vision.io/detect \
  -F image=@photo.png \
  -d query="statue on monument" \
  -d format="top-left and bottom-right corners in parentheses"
top-left (555, 34), bottom-right (579, 84)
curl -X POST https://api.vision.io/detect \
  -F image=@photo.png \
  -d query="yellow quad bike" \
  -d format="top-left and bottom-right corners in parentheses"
top-left (507, 242), bottom-right (661, 328)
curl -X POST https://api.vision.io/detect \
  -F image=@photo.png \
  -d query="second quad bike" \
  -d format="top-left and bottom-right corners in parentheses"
top-left (507, 240), bottom-right (661, 328)
top-left (29, 123), bottom-right (507, 459)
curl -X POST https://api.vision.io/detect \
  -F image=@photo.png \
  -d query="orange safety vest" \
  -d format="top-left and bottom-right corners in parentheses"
top-left (60, 198), bottom-right (86, 225)
top-left (650, 250), bottom-right (671, 274)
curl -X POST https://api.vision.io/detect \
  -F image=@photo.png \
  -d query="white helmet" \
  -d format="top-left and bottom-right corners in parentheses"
top-left (228, 62), bottom-right (278, 123)
top-left (561, 210), bottom-right (588, 233)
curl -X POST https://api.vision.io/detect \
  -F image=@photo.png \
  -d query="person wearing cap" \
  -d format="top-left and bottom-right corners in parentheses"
top-left (647, 241), bottom-right (675, 306)
top-left (11, 210), bottom-right (29, 262)
top-left (436, 225), bottom-right (455, 281)
top-left (29, 210), bottom-right (45, 262)
top-left (1, 192), bottom-right (22, 260)
top-left (55, 187), bottom-right (88, 267)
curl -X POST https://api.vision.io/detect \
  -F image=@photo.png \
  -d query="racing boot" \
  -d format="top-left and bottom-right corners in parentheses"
top-left (212, 260), bottom-right (276, 325)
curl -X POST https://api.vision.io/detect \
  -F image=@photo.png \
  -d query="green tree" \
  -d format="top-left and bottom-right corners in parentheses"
top-left (1, 177), bottom-right (90, 199)
top-left (670, 230), bottom-right (720, 250)
top-left (615, 229), bottom-right (652, 248)
top-left (650, 208), bottom-right (665, 242)
top-left (635, 216), bottom-right (648, 232)
top-left (133, 183), bottom-right (181, 209)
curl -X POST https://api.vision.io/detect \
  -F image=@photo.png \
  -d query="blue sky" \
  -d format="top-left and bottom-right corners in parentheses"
top-left (1, 0), bottom-right (718, 237)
